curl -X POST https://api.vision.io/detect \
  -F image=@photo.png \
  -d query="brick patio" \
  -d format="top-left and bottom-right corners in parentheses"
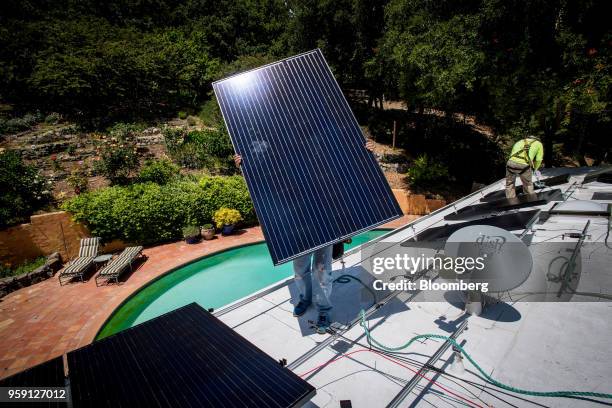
top-left (0, 216), bottom-right (416, 379)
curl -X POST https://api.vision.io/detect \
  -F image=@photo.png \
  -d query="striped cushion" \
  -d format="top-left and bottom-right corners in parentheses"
top-left (99, 246), bottom-right (143, 277)
top-left (61, 256), bottom-right (95, 276)
top-left (78, 237), bottom-right (100, 257)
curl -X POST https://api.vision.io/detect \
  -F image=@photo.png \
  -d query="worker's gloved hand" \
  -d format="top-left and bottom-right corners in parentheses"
top-left (535, 170), bottom-right (542, 179)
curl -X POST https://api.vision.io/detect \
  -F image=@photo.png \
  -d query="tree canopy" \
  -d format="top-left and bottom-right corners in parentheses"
top-left (0, 0), bottom-right (610, 161)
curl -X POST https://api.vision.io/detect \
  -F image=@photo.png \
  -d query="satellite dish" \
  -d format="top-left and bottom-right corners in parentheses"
top-left (444, 225), bottom-right (533, 293)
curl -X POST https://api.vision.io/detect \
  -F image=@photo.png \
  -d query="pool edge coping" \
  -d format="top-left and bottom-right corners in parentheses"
top-left (93, 240), bottom-right (266, 340)
top-left (94, 228), bottom-right (395, 341)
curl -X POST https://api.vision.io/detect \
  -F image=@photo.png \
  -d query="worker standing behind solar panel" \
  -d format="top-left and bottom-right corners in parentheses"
top-left (505, 136), bottom-right (544, 199)
top-left (233, 140), bottom-right (377, 334)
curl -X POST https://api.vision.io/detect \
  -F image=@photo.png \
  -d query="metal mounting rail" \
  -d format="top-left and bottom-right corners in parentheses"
top-left (557, 220), bottom-right (591, 297)
top-left (289, 267), bottom-right (438, 374)
top-left (386, 319), bottom-right (469, 408)
top-left (287, 288), bottom-right (403, 371)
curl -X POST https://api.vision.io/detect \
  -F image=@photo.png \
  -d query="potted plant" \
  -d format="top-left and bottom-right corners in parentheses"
top-left (182, 225), bottom-right (201, 244)
top-left (213, 208), bottom-right (242, 236)
top-left (201, 223), bottom-right (215, 240)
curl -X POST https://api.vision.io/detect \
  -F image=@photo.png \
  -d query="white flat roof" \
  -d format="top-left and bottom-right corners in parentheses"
top-left (217, 166), bottom-right (612, 408)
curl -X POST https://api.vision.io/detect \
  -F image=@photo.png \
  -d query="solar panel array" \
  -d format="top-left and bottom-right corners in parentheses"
top-left (67, 303), bottom-right (315, 408)
top-left (401, 210), bottom-right (541, 245)
top-left (213, 49), bottom-right (402, 265)
top-left (445, 189), bottom-right (562, 221)
top-left (480, 173), bottom-right (569, 202)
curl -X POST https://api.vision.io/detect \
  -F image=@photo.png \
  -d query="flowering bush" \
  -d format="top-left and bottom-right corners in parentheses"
top-left (213, 208), bottom-right (242, 228)
top-left (66, 164), bottom-right (88, 194)
top-left (0, 150), bottom-right (51, 227)
top-left (94, 138), bottom-right (138, 185)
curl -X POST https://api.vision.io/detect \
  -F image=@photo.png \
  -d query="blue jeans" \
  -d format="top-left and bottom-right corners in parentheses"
top-left (293, 246), bottom-right (333, 312)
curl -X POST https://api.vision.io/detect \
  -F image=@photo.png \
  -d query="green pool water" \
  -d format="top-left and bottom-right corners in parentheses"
top-left (96, 229), bottom-right (388, 339)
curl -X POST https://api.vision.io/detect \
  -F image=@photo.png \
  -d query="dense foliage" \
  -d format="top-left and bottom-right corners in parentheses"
top-left (62, 176), bottom-right (255, 244)
top-left (0, 0), bottom-right (610, 163)
top-left (0, 150), bottom-right (51, 227)
top-left (0, 256), bottom-right (46, 278)
top-left (406, 154), bottom-right (450, 188)
top-left (138, 159), bottom-right (180, 184)
top-left (163, 127), bottom-right (234, 172)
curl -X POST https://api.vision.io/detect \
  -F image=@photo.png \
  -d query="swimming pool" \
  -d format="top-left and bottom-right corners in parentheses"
top-left (96, 229), bottom-right (388, 339)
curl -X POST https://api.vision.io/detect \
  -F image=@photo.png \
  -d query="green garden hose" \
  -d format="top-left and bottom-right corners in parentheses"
top-left (358, 309), bottom-right (612, 400)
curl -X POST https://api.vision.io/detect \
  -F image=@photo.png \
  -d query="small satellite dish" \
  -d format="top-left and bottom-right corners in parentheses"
top-left (444, 225), bottom-right (533, 293)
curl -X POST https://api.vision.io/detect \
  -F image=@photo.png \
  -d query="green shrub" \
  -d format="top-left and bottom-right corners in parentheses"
top-left (67, 166), bottom-right (88, 194)
top-left (62, 176), bottom-right (256, 245)
top-left (45, 112), bottom-right (61, 124)
top-left (178, 111), bottom-right (188, 119)
top-left (138, 159), bottom-right (180, 185)
top-left (198, 98), bottom-right (223, 127)
top-left (0, 112), bottom-right (42, 135)
top-left (0, 150), bottom-right (51, 227)
top-left (94, 143), bottom-right (139, 185)
top-left (0, 257), bottom-right (47, 278)
top-left (182, 225), bottom-right (200, 239)
top-left (407, 154), bottom-right (450, 187)
top-left (107, 122), bottom-right (146, 141)
top-left (163, 126), bottom-right (233, 172)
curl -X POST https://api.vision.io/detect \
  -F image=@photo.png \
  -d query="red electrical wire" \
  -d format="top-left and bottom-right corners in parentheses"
top-left (298, 348), bottom-right (485, 408)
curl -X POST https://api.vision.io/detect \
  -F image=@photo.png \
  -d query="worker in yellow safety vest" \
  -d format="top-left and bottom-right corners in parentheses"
top-left (505, 136), bottom-right (544, 199)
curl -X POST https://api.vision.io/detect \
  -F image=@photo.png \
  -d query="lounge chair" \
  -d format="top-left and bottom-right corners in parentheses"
top-left (58, 237), bottom-right (100, 285)
top-left (95, 246), bottom-right (145, 286)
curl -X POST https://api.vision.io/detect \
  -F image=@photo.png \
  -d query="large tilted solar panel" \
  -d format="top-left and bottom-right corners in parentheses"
top-left (0, 356), bottom-right (67, 408)
top-left (67, 303), bottom-right (315, 408)
top-left (213, 49), bottom-right (402, 265)
top-left (445, 189), bottom-right (562, 221)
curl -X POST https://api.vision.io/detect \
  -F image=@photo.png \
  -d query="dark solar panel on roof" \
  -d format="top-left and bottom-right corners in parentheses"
top-left (67, 303), bottom-right (315, 408)
top-left (445, 189), bottom-right (562, 221)
top-left (213, 49), bottom-right (402, 265)
top-left (583, 168), bottom-right (612, 184)
top-left (480, 173), bottom-right (569, 202)
top-left (592, 192), bottom-right (612, 200)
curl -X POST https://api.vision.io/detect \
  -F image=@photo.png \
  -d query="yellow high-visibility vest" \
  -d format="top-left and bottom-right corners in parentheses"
top-left (509, 138), bottom-right (544, 170)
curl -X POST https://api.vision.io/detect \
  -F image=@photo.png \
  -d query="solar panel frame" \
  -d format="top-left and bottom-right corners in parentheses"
top-left (213, 49), bottom-right (402, 265)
